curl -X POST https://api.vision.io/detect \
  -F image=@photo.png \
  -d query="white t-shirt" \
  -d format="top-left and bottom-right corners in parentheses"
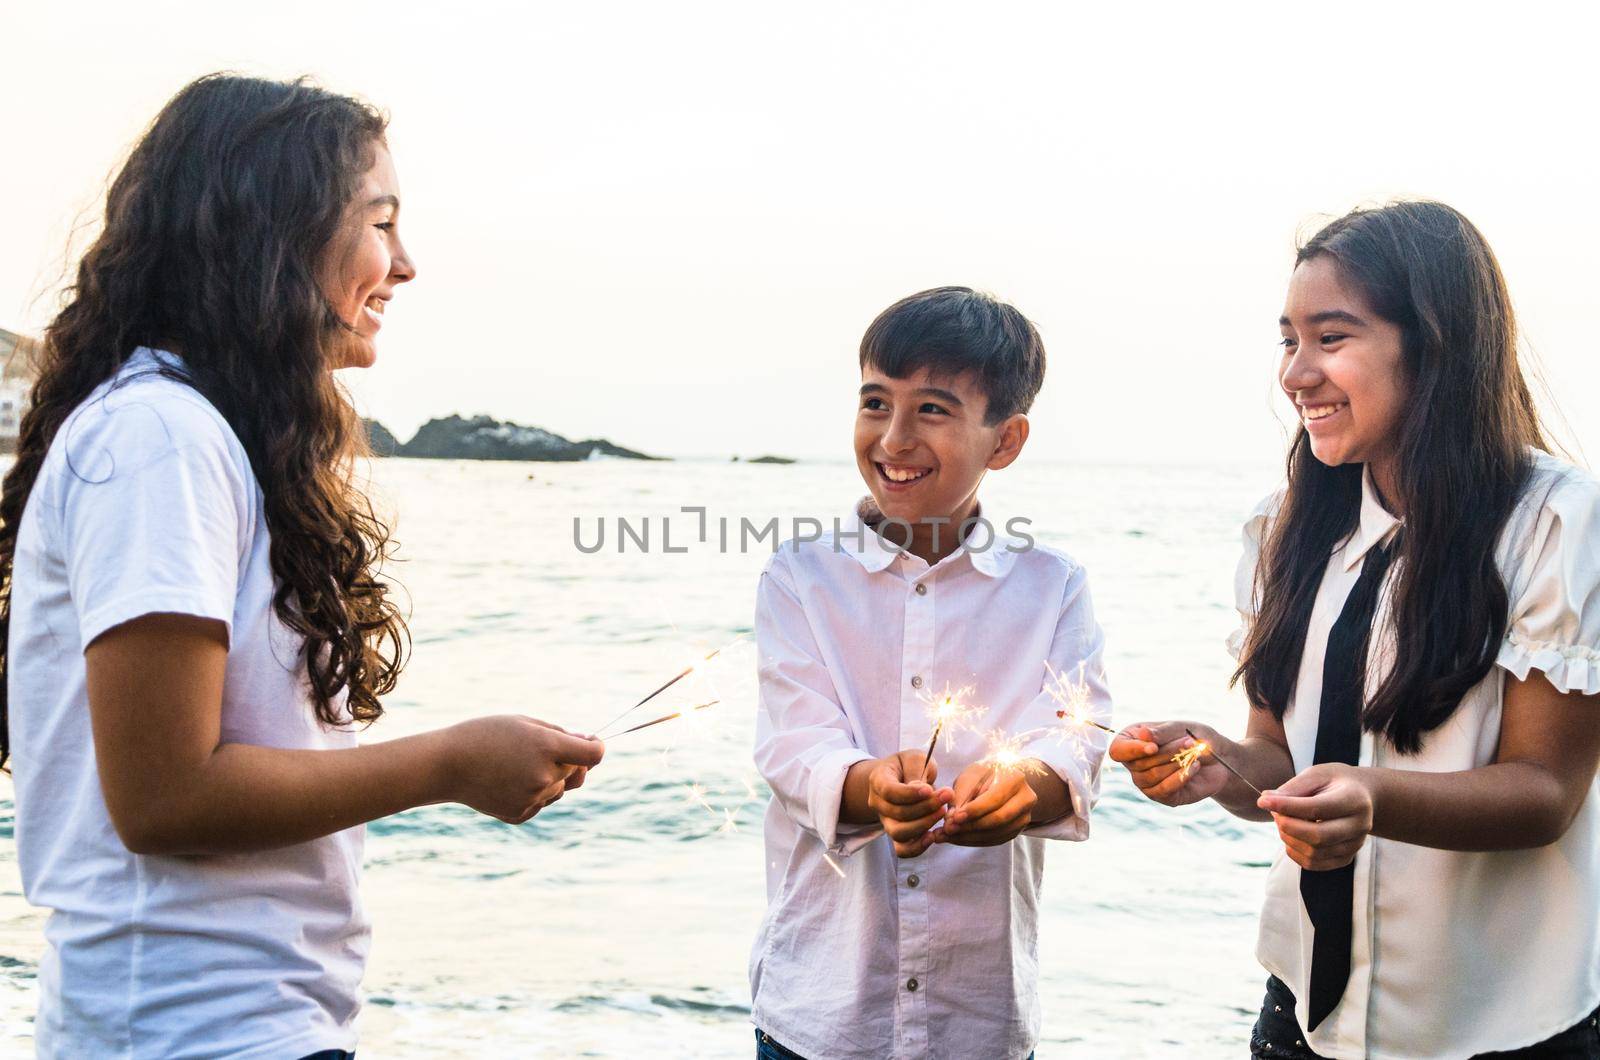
top-left (1231, 452), bottom-right (1600, 1059)
top-left (8, 348), bottom-right (368, 1059)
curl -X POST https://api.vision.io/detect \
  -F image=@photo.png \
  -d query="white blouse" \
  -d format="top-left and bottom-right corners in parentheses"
top-left (1230, 451), bottom-right (1600, 1059)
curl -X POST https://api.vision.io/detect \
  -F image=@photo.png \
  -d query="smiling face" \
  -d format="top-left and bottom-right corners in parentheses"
top-left (854, 366), bottom-right (1028, 531)
top-left (324, 143), bottom-right (416, 369)
top-left (1279, 255), bottom-right (1409, 480)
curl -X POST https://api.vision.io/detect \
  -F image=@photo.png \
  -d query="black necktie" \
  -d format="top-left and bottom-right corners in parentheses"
top-left (1301, 538), bottom-right (1394, 1033)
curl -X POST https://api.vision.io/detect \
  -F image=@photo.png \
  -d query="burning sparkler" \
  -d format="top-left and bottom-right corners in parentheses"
top-left (1171, 740), bottom-right (1206, 778)
top-left (1171, 727), bottom-right (1262, 795)
top-left (605, 700), bottom-right (719, 739)
top-left (595, 635), bottom-right (745, 738)
top-left (975, 730), bottom-right (1049, 793)
top-left (1043, 661), bottom-right (1116, 736)
top-left (919, 683), bottom-right (983, 771)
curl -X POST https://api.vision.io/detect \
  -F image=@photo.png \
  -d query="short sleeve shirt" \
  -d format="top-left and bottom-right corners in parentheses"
top-left (8, 348), bottom-right (369, 1059)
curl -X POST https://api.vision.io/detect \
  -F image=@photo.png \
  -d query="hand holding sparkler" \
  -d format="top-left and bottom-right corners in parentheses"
top-left (918, 683), bottom-right (984, 772)
top-left (1109, 721), bottom-right (1250, 807)
top-left (843, 750), bottom-right (954, 859)
top-left (440, 716), bottom-right (606, 824)
top-left (939, 731), bottom-right (1064, 847)
top-left (1255, 763), bottom-right (1375, 872)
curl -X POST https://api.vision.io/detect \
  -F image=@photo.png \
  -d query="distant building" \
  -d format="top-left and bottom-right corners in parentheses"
top-left (1, 327), bottom-right (36, 455)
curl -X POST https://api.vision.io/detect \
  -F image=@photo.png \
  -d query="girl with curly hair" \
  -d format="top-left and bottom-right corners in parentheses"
top-left (0, 73), bottom-right (604, 1058)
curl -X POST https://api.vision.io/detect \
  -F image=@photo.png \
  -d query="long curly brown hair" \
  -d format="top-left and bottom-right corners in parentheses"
top-left (0, 73), bottom-right (411, 766)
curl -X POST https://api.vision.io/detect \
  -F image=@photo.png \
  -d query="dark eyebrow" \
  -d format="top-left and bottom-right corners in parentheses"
top-left (1279, 309), bottom-right (1367, 328)
top-left (857, 382), bottom-right (965, 406)
top-left (367, 194), bottom-right (400, 210)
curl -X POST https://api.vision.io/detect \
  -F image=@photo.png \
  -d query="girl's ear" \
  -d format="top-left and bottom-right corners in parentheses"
top-left (987, 414), bottom-right (1029, 471)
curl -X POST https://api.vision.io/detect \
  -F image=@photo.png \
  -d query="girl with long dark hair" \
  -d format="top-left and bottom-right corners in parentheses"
top-left (1111, 202), bottom-right (1600, 1058)
top-left (0, 74), bottom-right (604, 1058)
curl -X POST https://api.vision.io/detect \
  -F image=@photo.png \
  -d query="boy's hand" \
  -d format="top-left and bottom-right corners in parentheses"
top-left (866, 750), bottom-right (953, 858)
top-left (939, 762), bottom-right (1038, 847)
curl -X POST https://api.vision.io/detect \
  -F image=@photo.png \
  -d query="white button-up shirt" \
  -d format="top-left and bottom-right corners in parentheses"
top-left (750, 502), bottom-right (1112, 1060)
top-left (1234, 453), bottom-right (1600, 1059)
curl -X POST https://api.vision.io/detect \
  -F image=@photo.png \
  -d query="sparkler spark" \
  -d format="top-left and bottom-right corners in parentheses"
top-left (918, 683), bottom-right (984, 769)
top-left (1179, 727), bottom-right (1263, 795)
top-left (1171, 739), bottom-right (1207, 778)
top-left (822, 852), bottom-right (847, 878)
top-left (976, 730), bottom-right (1048, 792)
top-left (717, 808), bottom-right (740, 834)
top-left (605, 700), bottom-right (719, 738)
top-left (685, 783), bottom-right (715, 814)
top-left (1043, 661), bottom-right (1116, 736)
top-left (596, 634), bottom-right (746, 737)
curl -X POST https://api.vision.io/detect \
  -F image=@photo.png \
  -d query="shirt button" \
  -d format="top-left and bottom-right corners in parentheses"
top-left (914, 582), bottom-right (927, 596)
top-left (906, 978), bottom-right (919, 992)
top-left (910, 675), bottom-right (923, 689)
top-left (907, 873), bottom-right (920, 887)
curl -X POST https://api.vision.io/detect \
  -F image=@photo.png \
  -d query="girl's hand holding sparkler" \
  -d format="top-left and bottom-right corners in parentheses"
top-left (1256, 763), bottom-right (1375, 871)
top-left (1109, 721), bottom-right (1236, 807)
top-left (441, 717), bottom-right (606, 824)
top-left (937, 761), bottom-right (1044, 847)
top-left (843, 750), bottom-right (954, 858)
top-left (1111, 716), bottom-right (1293, 819)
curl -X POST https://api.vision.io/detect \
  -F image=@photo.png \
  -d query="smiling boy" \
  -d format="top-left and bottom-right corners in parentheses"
top-left (749, 287), bottom-right (1114, 1060)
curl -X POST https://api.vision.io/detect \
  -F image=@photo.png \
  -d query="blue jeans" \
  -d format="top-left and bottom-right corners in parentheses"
top-left (756, 1030), bottom-right (807, 1059)
top-left (1251, 976), bottom-right (1600, 1058)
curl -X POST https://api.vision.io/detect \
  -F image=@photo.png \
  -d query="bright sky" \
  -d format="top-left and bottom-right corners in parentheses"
top-left (3, 2), bottom-right (1596, 465)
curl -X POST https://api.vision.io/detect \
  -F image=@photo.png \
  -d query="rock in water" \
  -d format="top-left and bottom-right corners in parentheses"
top-left (396, 414), bottom-right (662, 462)
top-left (363, 419), bottom-right (401, 456)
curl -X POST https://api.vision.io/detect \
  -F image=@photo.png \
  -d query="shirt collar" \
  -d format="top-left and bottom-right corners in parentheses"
top-left (843, 497), bottom-right (1013, 579)
top-left (1342, 464), bottom-right (1404, 571)
top-left (841, 499), bottom-right (902, 574)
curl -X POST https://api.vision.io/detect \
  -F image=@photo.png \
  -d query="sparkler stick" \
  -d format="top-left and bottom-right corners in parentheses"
top-left (604, 700), bottom-right (719, 739)
top-left (917, 683), bottom-right (982, 774)
top-left (921, 724), bottom-right (942, 774)
top-left (595, 636), bottom-right (744, 737)
top-left (1043, 660), bottom-right (1117, 735)
top-left (1176, 727), bottom-right (1263, 796)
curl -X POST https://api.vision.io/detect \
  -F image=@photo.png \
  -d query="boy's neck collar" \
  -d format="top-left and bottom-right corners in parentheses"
top-left (848, 497), bottom-right (1010, 578)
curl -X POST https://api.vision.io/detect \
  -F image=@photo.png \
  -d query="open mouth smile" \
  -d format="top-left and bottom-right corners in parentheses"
top-left (361, 294), bottom-right (386, 330)
top-left (876, 462), bottom-right (933, 490)
top-left (1301, 401), bottom-right (1347, 426)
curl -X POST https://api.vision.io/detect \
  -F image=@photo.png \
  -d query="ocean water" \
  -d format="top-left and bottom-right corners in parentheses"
top-left (0, 456), bottom-right (1286, 1058)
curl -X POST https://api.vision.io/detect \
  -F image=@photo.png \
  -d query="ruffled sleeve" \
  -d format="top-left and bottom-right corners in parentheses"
top-left (1495, 460), bottom-right (1600, 695)
top-left (1226, 487), bottom-right (1286, 661)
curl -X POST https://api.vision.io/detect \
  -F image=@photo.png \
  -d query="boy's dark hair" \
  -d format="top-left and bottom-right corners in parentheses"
top-left (859, 286), bottom-right (1045, 424)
